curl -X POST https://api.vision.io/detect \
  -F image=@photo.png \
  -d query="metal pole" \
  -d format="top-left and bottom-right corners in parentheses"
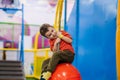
top-left (20, 4), bottom-right (24, 64)
top-left (75, 0), bottom-right (80, 68)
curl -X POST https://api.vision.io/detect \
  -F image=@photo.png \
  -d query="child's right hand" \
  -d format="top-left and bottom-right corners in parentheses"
top-left (53, 38), bottom-right (61, 52)
top-left (55, 38), bottom-right (61, 44)
top-left (53, 44), bottom-right (58, 52)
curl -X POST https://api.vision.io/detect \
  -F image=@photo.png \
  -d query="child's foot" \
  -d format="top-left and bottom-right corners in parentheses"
top-left (40, 71), bottom-right (51, 80)
top-left (40, 78), bottom-right (45, 80)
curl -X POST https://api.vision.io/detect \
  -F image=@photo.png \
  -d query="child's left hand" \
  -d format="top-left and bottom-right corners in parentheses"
top-left (57, 32), bottom-right (62, 37)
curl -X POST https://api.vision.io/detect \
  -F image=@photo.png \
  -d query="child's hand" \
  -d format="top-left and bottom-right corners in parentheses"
top-left (53, 38), bottom-right (61, 52)
top-left (53, 44), bottom-right (58, 52)
top-left (57, 32), bottom-right (62, 37)
top-left (55, 38), bottom-right (61, 44)
top-left (57, 31), bottom-right (64, 39)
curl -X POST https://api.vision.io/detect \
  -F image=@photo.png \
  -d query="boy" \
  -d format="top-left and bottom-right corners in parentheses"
top-left (40, 23), bottom-right (75, 80)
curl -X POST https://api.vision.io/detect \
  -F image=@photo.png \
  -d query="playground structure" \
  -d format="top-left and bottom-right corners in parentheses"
top-left (0, 0), bottom-right (120, 80)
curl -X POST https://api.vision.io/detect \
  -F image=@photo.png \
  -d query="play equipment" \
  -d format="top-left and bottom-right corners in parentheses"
top-left (0, 16), bottom-right (30, 48)
top-left (49, 63), bottom-right (81, 80)
top-left (48, 0), bottom-right (57, 8)
top-left (53, 0), bottom-right (63, 31)
top-left (32, 35), bottom-right (49, 49)
top-left (67, 0), bottom-right (117, 80)
top-left (0, 0), bottom-right (20, 18)
top-left (31, 32), bottom-right (50, 79)
top-left (116, 0), bottom-right (120, 79)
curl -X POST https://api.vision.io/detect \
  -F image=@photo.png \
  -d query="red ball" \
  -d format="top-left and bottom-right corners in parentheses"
top-left (49, 63), bottom-right (81, 80)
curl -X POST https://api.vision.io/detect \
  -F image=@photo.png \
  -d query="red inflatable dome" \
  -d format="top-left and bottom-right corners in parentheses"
top-left (49, 63), bottom-right (81, 80)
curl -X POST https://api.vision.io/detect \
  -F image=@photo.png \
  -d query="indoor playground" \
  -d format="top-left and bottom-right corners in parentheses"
top-left (0, 0), bottom-right (120, 80)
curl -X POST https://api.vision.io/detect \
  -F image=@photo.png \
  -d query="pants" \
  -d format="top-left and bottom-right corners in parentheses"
top-left (41, 50), bottom-right (74, 73)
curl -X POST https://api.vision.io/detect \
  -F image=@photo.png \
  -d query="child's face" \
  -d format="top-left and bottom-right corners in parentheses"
top-left (45, 27), bottom-right (57, 39)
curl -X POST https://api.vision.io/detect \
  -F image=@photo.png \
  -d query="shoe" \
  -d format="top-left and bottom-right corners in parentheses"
top-left (40, 77), bottom-right (45, 80)
top-left (40, 71), bottom-right (51, 80)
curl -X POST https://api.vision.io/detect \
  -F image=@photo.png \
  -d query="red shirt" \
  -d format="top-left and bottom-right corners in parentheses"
top-left (49, 30), bottom-right (74, 53)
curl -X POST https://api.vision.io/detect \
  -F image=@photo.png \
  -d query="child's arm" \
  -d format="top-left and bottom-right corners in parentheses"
top-left (57, 32), bottom-right (72, 43)
top-left (60, 35), bottom-right (72, 43)
top-left (53, 38), bottom-right (61, 52)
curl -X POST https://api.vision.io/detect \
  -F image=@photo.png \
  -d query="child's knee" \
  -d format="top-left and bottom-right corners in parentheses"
top-left (52, 52), bottom-right (61, 58)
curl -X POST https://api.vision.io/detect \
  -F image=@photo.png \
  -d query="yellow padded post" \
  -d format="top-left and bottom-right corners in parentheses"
top-left (33, 32), bottom-right (50, 79)
top-left (54, 0), bottom-right (64, 31)
top-left (34, 56), bottom-right (46, 79)
top-left (116, 0), bottom-right (120, 79)
top-left (33, 32), bottom-right (40, 77)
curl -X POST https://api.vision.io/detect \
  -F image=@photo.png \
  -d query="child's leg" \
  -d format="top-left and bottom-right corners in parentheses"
top-left (40, 51), bottom-right (62, 80)
top-left (47, 50), bottom-right (74, 72)
top-left (41, 58), bottom-right (50, 73)
top-left (40, 50), bottom-right (74, 80)
top-left (59, 50), bottom-right (74, 63)
top-left (40, 58), bottom-right (51, 80)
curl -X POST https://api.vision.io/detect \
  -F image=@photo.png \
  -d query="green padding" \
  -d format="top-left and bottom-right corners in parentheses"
top-left (26, 77), bottom-right (38, 80)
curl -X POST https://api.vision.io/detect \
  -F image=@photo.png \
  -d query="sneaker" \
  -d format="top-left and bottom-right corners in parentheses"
top-left (40, 71), bottom-right (52, 80)
top-left (40, 77), bottom-right (45, 80)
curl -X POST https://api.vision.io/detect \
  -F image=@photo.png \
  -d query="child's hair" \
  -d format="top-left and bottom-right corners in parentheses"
top-left (40, 23), bottom-right (53, 37)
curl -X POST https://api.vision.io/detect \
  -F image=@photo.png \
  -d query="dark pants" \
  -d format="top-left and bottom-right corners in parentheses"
top-left (41, 50), bottom-right (74, 73)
